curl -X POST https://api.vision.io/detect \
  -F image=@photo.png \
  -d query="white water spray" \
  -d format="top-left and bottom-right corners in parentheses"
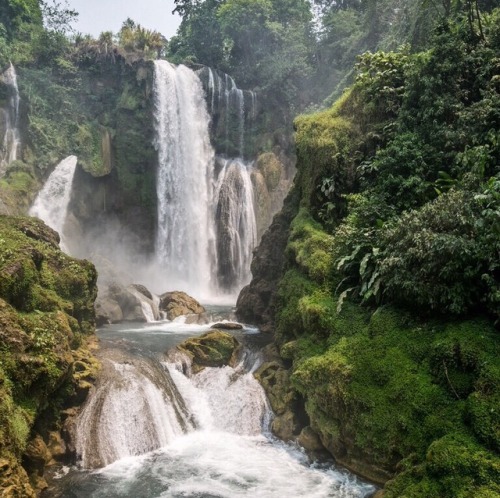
top-left (29, 156), bottom-right (77, 251)
top-left (70, 337), bottom-right (375, 497)
top-left (76, 354), bottom-right (194, 468)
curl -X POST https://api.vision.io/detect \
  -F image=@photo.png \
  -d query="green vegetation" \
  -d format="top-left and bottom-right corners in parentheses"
top-left (0, 215), bottom-right (98, 494)
top-left (262, 5), bottom-right (500, 495)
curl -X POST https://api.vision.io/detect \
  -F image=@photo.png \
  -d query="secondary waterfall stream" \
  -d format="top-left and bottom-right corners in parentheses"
top-left (50, 321), bottom-right (376, 497)
top-left (29, 155), bottom-right (78, 251)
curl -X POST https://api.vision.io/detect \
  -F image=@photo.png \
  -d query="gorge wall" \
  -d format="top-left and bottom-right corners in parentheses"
top-left (237, 20), bottom-right (500, 498)
top-left (0, 216), bottom-right (98, 496)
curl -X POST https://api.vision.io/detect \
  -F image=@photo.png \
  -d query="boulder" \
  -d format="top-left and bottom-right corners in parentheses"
top-left (160, 291), bottom-right (205, 320)
top-left (94, 294), bottom-right (123, 325)
top-left (95, 282), bottom-right (158, 323)
top-left (176, 331), bottom-right (240, 373)
top-left (297, 426), bottom-right (325, 452)
top-left (210, 322), bottom-right (243, 330)
top-left (130, 283), bottom-right (153, 301)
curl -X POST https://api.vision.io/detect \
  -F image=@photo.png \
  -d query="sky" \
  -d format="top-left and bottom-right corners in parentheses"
top-left (66, 0), bottom-right (182, 39)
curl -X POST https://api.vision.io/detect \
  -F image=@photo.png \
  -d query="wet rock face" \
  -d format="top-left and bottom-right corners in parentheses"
top-left (95, 282), bottom-right (159, 324)
top-left (159, 291), bottom-right (205, 320)
top-left (236, 187), bottom-right (299, 332)
top-left (255, 359), bottom-right (304, 441)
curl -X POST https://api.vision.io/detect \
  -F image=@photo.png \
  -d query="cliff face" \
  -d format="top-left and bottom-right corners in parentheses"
top-left (0, 216), bottom-right (98, 496)
top-left (238, 28), bottom-right (500, 496)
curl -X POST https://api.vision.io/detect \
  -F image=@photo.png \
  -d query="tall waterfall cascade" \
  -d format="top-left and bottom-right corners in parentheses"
top-left (153, 61), bottom-right (216, 297)
top-left (29, 156), bottom-right (77, 251)
top-left (0, 63), bottom-right (21, 176)
top-left (153, 61), bottom-right (258, 299)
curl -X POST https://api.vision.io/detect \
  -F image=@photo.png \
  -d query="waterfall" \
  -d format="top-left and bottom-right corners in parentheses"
top-left (153, 61), bottom-right (258, 299)
top-left (214, 158), bottom-right (257, 293)
top-left (69, 337), bottom-right (376, 497)
top-left (76, 351), bottom-right (195, 468)
top-left (153, 60), bottom-right (216, 297)
top-left (0, 63), bottom-right (21, 175)
top-left (29, 156), bottom-right (77, 251)
top-left (201, 67), bottom-right (254, 158)
top-left (75, 349), bottom-right (270, 469)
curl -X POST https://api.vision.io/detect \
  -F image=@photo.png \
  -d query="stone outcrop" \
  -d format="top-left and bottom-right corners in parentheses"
top-left (236, 187), bottom-right (299, 332)
top-left (0, 216), bottom-right (99, 496)
top-left (254, 345), bottom-right (307, 442)
top-left (95, 282), bottom-right (158, 324)
top-left (210, 322), bottom-right (243, 330)
top-left (176, 331), bottom-right (241, 373)
top-left (160, 291), bottom-right (205, 320)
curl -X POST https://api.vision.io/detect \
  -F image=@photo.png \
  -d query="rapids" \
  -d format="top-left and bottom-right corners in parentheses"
top-left (49, 317), bottom-right (376, 498)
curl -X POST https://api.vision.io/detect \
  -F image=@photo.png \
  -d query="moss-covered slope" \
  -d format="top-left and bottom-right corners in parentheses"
top-left (240, 13), bottom-right (500, 497)
top-left (0, 215), bottom-right (98, 496)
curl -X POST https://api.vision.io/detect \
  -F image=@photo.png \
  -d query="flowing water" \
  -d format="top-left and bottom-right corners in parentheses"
top-left (49, 318), bottom-right (376, 498)
top-left (0, 63), bottom-right (21, 175)
top-left (214, 158), bottom-right (257, 292)
top-left (152, 62), bottom-right (258, 300)
top-left (202, 67), bottom-right (255, 158)
top-left (153, 61), bottom-right (216, 297)
top-left (29, 155), bottom-right (78, 251)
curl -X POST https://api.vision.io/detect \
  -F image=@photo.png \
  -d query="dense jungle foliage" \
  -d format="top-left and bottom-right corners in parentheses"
top-left (264, 4), bottom-right (500, 496)
top-left (1, 0), bottom-right (499, 496)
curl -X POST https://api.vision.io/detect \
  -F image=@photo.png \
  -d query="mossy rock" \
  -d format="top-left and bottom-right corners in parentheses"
top-left (0, 215), bottom-right (98, 495)
top-left (177, 331), bottom-right (240, 372)
top-left (256, 152), bottom-right (283, 192)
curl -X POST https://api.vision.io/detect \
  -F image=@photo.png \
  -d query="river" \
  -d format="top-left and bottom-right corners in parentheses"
top-left (46, 307), bottom-right (376, 498)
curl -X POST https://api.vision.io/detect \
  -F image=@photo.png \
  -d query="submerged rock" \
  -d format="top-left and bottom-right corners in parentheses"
top-left (160, 291), bottom-right (205, 320)
top-left (176, 331), bottom-right (240, 373)
top-left (210, 322), bottom-right (243, 330)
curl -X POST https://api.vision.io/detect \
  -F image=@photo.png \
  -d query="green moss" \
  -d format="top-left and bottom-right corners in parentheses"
top-left (385, 434), bottom-right (500, 497)
top-left (287, 208), bottom-right (334, 283)
top-left (284, 301), bottom-right (500, 488)
top-left (177, 331), bottom-right (240, 371)
top-left (256, 152), bottom-right (282, 192)
top-left (275, 268), bottom-right (317, 342)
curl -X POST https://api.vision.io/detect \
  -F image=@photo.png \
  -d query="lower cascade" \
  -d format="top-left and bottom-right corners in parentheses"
top-left (53, 322), bottom-right (376, 498)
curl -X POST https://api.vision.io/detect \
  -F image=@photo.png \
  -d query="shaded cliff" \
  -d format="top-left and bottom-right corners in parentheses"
top-left (238, 14), bottom-right (500, 497)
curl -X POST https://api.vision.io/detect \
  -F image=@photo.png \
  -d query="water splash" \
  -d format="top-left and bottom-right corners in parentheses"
top-left (68, 337), bottom-right (376, 497)
top-left (29, 156), bottom-right (77, 251)
top-left (0, 63), bottom-right (21, 175)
